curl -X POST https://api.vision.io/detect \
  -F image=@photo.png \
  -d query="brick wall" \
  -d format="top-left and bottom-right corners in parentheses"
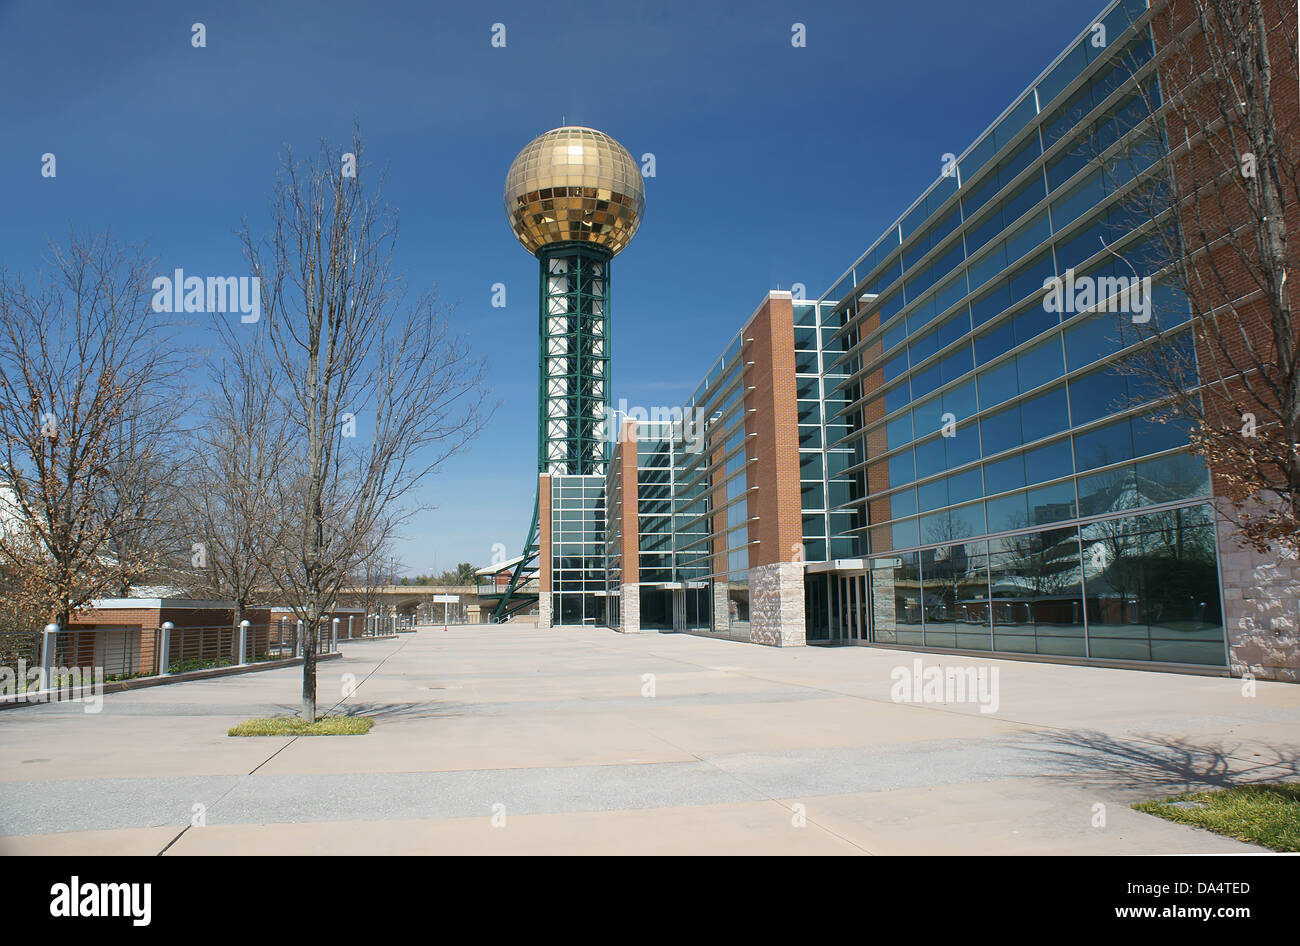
top-left (744, 292), bottom-right (804, 568)
top-left (1153, 0), bottom-right (1300, 679)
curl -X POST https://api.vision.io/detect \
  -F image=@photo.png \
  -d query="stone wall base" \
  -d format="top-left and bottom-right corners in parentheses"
top-left (1215, 499), bottom-right (1300, 682)
top-left (537, 593), bottom-right (553, 630)
top-left (619, 583), bottom-right (640, 634)
top-left (748, 562), bottom-right (806, 647)
top-left (712, 579), bottom-right (730, 635)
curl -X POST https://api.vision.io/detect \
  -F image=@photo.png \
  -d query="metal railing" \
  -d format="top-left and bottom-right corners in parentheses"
top-left (0, 620), bottom-right (340, 697)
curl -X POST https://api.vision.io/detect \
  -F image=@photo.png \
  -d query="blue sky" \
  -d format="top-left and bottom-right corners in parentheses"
top-left (1, 0), bottom-right (1111, 575)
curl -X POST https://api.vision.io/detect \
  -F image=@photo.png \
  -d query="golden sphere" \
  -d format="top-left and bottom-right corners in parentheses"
top-left (504, 126), bottom-right (645, 256)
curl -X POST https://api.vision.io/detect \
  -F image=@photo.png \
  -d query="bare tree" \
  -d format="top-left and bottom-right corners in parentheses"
top-left (241, 127), bottom-right (489, 720)
top-left (97, 386), bottom-right (192, 596)
top-left (336, 527), bottom-right (397, 622)
top-left (1082, 0), bottom-right (1300, 551)
top-left (182, 321), bottom-right (291, 634)
top-left (0, 232), bottom-right (186, 630)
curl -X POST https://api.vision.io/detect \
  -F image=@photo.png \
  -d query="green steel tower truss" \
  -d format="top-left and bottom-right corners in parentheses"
top-left (492, 242), bottom-right (613, 620)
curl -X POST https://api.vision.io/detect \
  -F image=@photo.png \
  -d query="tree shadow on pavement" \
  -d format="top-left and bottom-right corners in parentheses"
top-left (1020, 728), bottom-right (1300, 796)
top-left (329, 700), bottom-right (472, 722)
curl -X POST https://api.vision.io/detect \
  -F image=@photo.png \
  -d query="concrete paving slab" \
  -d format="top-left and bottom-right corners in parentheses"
top-left (0, 625), bottom-right (1296, 854)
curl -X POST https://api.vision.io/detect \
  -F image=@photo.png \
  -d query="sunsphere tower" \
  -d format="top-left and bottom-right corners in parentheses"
top-left (493, 126), bottom-right (645, 619)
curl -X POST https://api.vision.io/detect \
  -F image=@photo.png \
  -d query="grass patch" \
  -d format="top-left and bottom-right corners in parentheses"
top-left (1133, 783), bottom-right (1300, 852)
top-left (228, 716), bottom-right (374, 737)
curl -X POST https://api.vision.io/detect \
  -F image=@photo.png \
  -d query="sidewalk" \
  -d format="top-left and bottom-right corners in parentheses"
top-left (1, 626), bottom-right (1295, 854)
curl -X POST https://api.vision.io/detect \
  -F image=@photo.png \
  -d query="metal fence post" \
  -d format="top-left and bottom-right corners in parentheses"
top-left (239, 620), bottom-right (250, 665)
top-left (347, 615), bottom-right (353, 640)
top-left (331, 618), bottom-right (339, 652)
top-left (296, 620), bottom-right (303, 657)
top-left (159, 622), bottom-right (174, 676)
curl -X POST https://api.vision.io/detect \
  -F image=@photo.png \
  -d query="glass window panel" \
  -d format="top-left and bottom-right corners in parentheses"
top-left (961, 168), bottom-right (1001, 219)
top-left (942, 379), bottom-right (979, 424)
top-left (1069, 362), bottom-right (1127, 426)
top-left (1051, 169), bottom-right (1106, 231)
top-left (937, 309), bottom-right (972, 349)
top-left (1023, 438), bottom-right (1074, 485)
top-left (1008, 250), bottom-right (1056, 306)
top-left (885, 411), bottom-right (913, 450)
top-left (883, 319), bottom-right (908, 353)
top-left (914, 435), bottom-right (947, 480)
top-left (911, 361), bottom-right (944, 401)
top-left (980, 400), bottom-right (1022, 459)
top-left (892, 517), bottom-right (920, 550)
top-left (968, 242), bottom-right (1008, 291)
top-left (919, 509), bottom-right (952, 545)
top-left (917, 476), bottom-right (948, 513)
top-left (910, 397), bottom-right (943, 440)
top-left (920, 541), bottom-right (992, 651)
top-left (961, 132), bottom-right (998, 184)
top-left (945, 422), bottom-right (982, 469)
top-left (887, 487), bottom-right (918, 520)
top-left (1016, 336), bottom-right (1065, 393)
top-left (1027, 479), bottom-right (1077, 525)
top-left (1074, 417), bottom-right (1136, 472)
top-left (1038, 42), bottom-right (1088, 111)
top-left (977, 357), bottom-right (1019, 411)
top-left (870, 551), bottom-right (922, 644)
top-left (965, 210), bottom-right (1005, 259)
top-left (1132, 410), bottom-right (1193, 458)
top-left (888, 448), bottom-right (916, 487)
top-left (948, 500), bottom-right (986, 541)
top-left (975, 319), bottom-right (1015, 366)
top-left (984, 451), bottom-right (1027, 494)
top-left (1135, 451), bottom-right (1210, 505)
top-left (989, 528), bottom-right (1086, 655)
top-left (1081, 513), bottom-right (1150, 660)
top-left (1141, 511), bottom-right (1225, 665)
top-left (884, 379), bottom-right (911, 415)
top-left (940, 345), bottom-right (975, 384)
top-left (932, 270), bottom-right (968, 315)
top-left (1012, 304), bottom-right (1059, 347)
top-left (1064, 311), bottom-right (1127, 370)
top-left (986, 489), bottom-right (1029, 532)
top-left (909, 329), bottom-right (940, 366)
top-left (1006, 209), bottom-right (1051, 264)
top-left (996, 96), bottom-right (1038, 149)
top-left (947, 467), bottom-right (984, 506)
top-left (1077, 463), bottom-right (1137, 517)
top-left (907, 296), bottom-right (939, 335)
top-left (1002, 173), bottom-right (1047, 228)
top-left (1020, 384), bottom-right (1071, 442)
top-left (971, 279), bottom-right (1013, 326)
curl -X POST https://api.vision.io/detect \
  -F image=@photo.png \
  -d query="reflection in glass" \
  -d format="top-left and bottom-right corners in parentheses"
top-left (870, 552), bottom-right (922, 645)
top-left (921, 542), bottom-right (992, 650)
top-left (1082, 506), bottom-right (1224, 664)
top-left (989, 528), bottom-right (1085, 656)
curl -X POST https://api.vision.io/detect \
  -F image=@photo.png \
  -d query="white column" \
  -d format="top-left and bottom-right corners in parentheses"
top-left (159, 622), bottom-right (174, 675)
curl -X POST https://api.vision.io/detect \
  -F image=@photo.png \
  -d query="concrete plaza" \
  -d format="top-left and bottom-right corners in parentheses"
top-left (1, 623), bottom-right (1297, 855)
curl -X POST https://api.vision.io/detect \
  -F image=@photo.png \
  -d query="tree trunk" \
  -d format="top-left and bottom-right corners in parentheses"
top-left (301, 609), bottom-right (318, 722)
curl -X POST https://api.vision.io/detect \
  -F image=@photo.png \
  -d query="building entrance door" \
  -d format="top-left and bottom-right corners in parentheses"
top-left (830, 574), bottom-right (866, 643)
